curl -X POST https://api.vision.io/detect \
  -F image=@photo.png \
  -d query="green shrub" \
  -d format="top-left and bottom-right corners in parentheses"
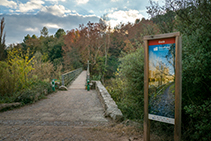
top-left (184, 99), bottom-right (211, 140)
top-left (0, 61), bottom-right (15, 96)
top-left (107, 47), bottom-right (145, 120)
top-left (177, 10), bottom-right (211, 139)
top-left (15, 80), bottom-right (52, 104)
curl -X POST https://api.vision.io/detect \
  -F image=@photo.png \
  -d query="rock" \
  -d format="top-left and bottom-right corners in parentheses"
top-left (59, 85), bottom-right (68, 91)
top-left (0, 102), bottom-right (21, 110)
top-left (129, 137), bottom-right (133, 141)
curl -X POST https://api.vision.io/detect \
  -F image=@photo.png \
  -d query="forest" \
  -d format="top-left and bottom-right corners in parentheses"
top-left (0, 0), bottom-right (211, 140)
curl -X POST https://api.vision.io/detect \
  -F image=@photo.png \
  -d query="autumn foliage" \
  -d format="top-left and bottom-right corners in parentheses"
top-left (62, 19), bottom-right (159, 80)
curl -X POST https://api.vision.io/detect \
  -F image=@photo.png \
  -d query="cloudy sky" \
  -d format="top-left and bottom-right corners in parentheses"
top-left (0, 0), bottom-right (164, 45)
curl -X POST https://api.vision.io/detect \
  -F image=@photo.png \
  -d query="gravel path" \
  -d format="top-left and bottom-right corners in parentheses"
top-left (0, 71), bottom-right (127, 141)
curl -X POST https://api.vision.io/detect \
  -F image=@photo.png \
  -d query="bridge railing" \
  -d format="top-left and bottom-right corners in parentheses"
top-left (61, 68), bottom-right (83, 87)
top-left (86, 60), bottom-right (90, 83)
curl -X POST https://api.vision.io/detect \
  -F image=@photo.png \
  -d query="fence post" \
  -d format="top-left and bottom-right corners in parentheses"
top-left (62, 75), bottom-right (64, 86)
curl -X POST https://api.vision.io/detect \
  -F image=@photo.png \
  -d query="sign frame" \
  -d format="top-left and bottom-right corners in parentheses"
top-left (144, 32), bottom-right (182, 141)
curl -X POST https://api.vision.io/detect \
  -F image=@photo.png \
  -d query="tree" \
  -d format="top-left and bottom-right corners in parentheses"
top-left (40, 27), bottom-right (48, 37)
top-left (31, 34), bottom-right (37, 39)
top-left (147, 0), bottom-right (176, 33)
top-left (23, 34), bottom-right (31, 43)
top-left (0, 17), bottom-right (6, 61)
top-left (55, 28), bottom-right (66, 39)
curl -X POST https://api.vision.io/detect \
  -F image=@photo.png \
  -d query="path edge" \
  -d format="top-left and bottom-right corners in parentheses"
top-left (93, 81), bottom-right (123, 122)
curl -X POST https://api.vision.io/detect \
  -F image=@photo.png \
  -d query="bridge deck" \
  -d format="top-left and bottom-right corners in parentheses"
top-left (68, 70), bottom-right (87, 89)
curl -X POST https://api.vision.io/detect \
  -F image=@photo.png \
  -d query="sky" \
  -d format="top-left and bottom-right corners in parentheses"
top-left (149, 44), bottom-right (175, 75)
top-left (0, 0), bottom-right (164, 45)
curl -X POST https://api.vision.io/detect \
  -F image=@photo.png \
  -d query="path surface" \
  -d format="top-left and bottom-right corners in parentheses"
top-left (0, 71), bottom-right (133, 141)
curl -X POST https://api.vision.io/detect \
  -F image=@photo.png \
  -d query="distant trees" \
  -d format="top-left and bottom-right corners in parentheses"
top-left (40, 27), bottom-right (48, 37)
top-left (55, 28), bottom-right (66, 39)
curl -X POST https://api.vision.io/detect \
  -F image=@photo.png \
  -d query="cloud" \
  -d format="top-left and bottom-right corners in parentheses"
top-left (45, 0), bottom-right (66, 1)
top-left (16, 0), bottom-right (45, 13)
top-left (111, 0), bottom-right (119, 2)
top-left (43, 23), bottom-right (62, 28)
top-left (44, 0), bottom-right (66, 4)
top-left (104, 8), bottom-right (118, 13)
top-left (9, 9), bottom-right (14, 13)
top-left (40, 5), bottom-right (71, 16)
top-left (0, 0), bottom-right (17, 8)
top-left (25, 27), bottom-right (39, 32)
top-left (89, 10), bottom-right (94, 13)
top-left (106, 10), bottom-right (144, 28)
top-left (75, 0), bottom-right (89, 5)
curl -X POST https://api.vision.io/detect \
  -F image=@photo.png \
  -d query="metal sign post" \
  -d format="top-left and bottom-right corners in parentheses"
top-left (144, 32), bottom-right (182, 141)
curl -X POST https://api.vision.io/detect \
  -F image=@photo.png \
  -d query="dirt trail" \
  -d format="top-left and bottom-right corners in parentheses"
top-left (0, 71), bottom-right (143, 141)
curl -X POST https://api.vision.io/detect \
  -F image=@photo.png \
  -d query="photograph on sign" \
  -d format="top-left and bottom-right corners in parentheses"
top-left (148, 38), bottom-right (175, 124)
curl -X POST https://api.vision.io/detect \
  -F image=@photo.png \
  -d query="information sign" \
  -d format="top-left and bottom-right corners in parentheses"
top-left (148, 37), bottom-right (175, 124)
top-left (144, 32), bottom-right (182, 141)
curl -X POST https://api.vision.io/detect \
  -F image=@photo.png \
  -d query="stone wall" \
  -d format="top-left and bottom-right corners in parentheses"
top-left (93, 81), bottom-right (123, 122)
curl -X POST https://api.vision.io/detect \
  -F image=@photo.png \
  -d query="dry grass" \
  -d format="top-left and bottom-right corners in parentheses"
top-left (91, 120), bottom-right (173, 141)
top-left (30, 60), bottom-right (62, 82)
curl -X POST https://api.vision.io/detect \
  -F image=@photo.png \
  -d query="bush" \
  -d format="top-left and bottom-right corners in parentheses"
top-left (0, 49), bottom-right (60, 105)
top-left (15, 80), bottom-right (53, 104)
top-left (31, 51), bottom-right (62, 82)
top-left (0, 61), bottom-right (15, 96)
top-left (183, 99), bottom-right (211, 140)
top-left (0, 48), bottom-right (34, 97)
top-left (176, 3), bottom-right (211, 139)
top-left (106, 47), bottom-right (145, 120)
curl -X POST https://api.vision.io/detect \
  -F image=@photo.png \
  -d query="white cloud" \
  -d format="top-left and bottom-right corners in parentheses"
top-left (25, 27), bottom-right (39, 32)
top-left (16, 0), bottom-right (45, 13)
top-left (9, 9), bottom-right (14, 13)
top-left (89, 10), bottom-right (94, 13)
top-left (40, 5), bottom-right (71, 16)
top-left (106, 10), bottom-right (144, 28)
top-left (72, 10), bottom-right (77, 13)
top-left (45, 0), bottom-right (66, 1)
top-left (0, 0), bottom-right (17, 8)
top-left (44, 23), bottom-right (61, 28)
top-left (44, 0), bottom-right (66, 4)
top-left (104, 8), bottom-right (118, 14)
top-left (111, 0), bottom-right (119, 2)
top-left (75, 0), bottom-right (89, 4)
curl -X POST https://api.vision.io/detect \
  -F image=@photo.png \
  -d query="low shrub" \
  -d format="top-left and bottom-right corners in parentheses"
top-left (183, 99), bottom-right (211, 140)
top-left (15, 80), bottom-right (53, 105)
top-left (106, 47), bottom-right (145, 120)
